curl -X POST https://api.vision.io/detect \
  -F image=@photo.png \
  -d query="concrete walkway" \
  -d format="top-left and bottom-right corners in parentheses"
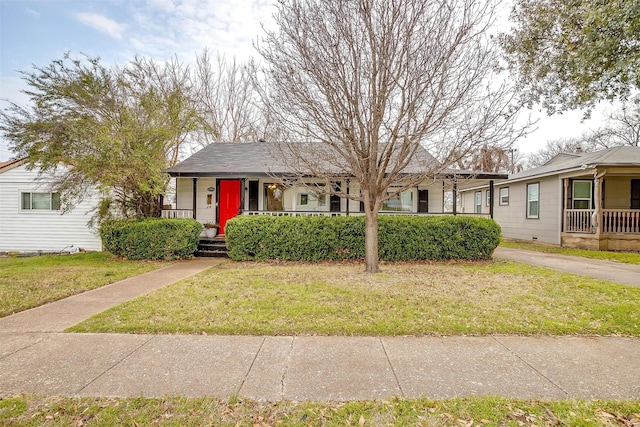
top-left (493, 246), bottom-right (640, 287)
top-left (0, 258), bottom-right (221, 333)
top-left (1, 254), bottom-right (639, 401)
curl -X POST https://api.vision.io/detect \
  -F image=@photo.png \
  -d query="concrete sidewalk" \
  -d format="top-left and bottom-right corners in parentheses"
top-left (1, 333), bottom-right (639, 400)
top-left (1, 254), bottom-right (639, 401)
top-left (493, 246), bottom-right (640, 287)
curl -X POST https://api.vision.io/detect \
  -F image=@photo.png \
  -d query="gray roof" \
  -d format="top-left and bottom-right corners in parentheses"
top-left (165, 141), bottom-right (440, 177)
top-left (508, 146), bottom-right (640, 182)
top-left (165, 142), bottom-right (289, 177)
top-left (165, 141), bottom-right (508, 179)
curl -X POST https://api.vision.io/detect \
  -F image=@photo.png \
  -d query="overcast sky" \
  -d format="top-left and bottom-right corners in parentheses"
top-left (0, 0), bottom-right (611, 162)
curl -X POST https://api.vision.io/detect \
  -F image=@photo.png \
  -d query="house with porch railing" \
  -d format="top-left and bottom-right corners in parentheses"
top-left (459, 146), bottom-right (640, 251)
top-left (162, 141), bottom-right (505, 236)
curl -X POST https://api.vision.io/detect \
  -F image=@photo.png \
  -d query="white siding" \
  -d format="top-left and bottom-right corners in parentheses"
top-left (0, 165), bottom-right (102, 252)
top-left (176, 177), bottom-right (194, 210)
top-left (174, 177), bottom-right (453, 216)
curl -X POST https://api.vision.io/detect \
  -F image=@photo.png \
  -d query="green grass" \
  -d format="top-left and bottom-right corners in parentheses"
top-left (500, 241), bottom-right (640, 264)
top-left (0, 253), bottom-right (168, 317)
top-left (68, 260), bottom-right (640, 336)
top-left (1, 395), bottom-right (638, 426)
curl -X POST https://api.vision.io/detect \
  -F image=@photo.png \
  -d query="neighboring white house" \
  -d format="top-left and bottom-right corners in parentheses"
top-left (460, 146), bottom-right (640, 251)
top-left (0, 160), bottom-right (102, 252)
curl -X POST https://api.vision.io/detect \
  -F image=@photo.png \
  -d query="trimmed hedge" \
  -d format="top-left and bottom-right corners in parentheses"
top-left (225, 215), bottom-right (501, 262)
top-left (100, 218), bottom-right (202, 260)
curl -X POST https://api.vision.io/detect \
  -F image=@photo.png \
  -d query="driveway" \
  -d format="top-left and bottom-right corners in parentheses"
top-left (493, 246), bottom-right (640, 287)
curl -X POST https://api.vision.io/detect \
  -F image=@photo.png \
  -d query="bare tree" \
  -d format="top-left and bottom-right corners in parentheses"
top-left (194, 51), bottom-right (278, 144)
top-left (253, 0), bottom-right (525, 272)
top-left (588, 99), bottom-right (640, 149)
top-left (526, 139), bottom-right (585, 167)
top-left (454, 145), bottom-right (524, 173)
top-left (527, 98), bottom-right (640, 167)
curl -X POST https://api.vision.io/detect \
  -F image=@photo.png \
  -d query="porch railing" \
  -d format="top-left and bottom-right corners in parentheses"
top-left (161, 209), bottom-right (194, 219)
top-left (564, 209), bottom-right (595, 233)
top-left (243, 210), bottom-right (490, 217)
top-left (602, 209), bottom-right (640, 234)
top-left (564, 209), bottom-right (640, 234)
top-left (245, 210), bottom-right (347, 217)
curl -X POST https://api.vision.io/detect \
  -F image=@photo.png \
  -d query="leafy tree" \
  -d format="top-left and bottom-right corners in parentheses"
top-left (254, 0), bottom-right (524, 272)
top-left (501, 0), bottom-right (640, 114)
top-left (0, 53), bottom-right (203, 222)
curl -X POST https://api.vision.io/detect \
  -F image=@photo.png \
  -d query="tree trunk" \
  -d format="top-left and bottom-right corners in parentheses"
top-left (364, 209), bottom-right (379, 273)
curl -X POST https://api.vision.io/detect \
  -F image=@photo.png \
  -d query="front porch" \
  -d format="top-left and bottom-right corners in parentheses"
top-left (161, 209), bottom-right (491, 219)
top-left (161, 175), bottom-right (496, 231)
top-left (564, 209), bottom-right (640, 250)
top-left (562, 169), bottom-right (640, 251)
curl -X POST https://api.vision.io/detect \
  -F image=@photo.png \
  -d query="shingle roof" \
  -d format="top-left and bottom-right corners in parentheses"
top-left (508, 146), bottom-right (640, 182)
top-left (165, 141), bottom-right (444, 177)
top-left (165, 142), bottom-right (288, 176)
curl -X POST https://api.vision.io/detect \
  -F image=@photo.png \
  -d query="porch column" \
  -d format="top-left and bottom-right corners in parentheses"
top-left (192, 177), bottom-right (199, 220)
top-left (489, 180), bottom-right (494, 219)
top-left (592, 170), bottom-right (606, 236)
top-left (563, 178), bottom-right (569, 233)
top-left (452, 179), bottom-right (458, 216)
top-left (345, 179), bottom-right (350, 216)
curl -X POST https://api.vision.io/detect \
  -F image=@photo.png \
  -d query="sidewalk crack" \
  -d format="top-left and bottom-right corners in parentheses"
top-left (279, 337), bottom-right (295, 400)
top-left (237, 336), bottom-right (266, 396)
top-left (380, 338), bottom-right (405, 398)
top-left (75, 335), bottom-right (155, 395)
top-left (0, 333), bottom-right (47, 361)
top-left (491, 336), bottom-right (569, 397)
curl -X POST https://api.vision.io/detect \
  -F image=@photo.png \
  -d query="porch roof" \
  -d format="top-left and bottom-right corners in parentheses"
top-left (506, 146), bottom-right (640, 183)
top-left (164, 141), bottom-right (507, 180)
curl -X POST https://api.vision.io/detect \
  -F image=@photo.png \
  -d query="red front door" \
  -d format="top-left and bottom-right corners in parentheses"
top-left (218, 180), bottom-right (241, 234)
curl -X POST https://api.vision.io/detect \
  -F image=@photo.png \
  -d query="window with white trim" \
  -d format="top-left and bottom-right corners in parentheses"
top-left (21, 192), bottom-right (61, 211)
top-left (572, 180), bottom-right (592, 209)
top-left (382, 190), bottom-right (412, 212)
top-left (474, 191), bottom-right (482, 213)
top-left (499, 187), bottom-right (509, 205)
top-left (526, 183), bottom-right (539, 219)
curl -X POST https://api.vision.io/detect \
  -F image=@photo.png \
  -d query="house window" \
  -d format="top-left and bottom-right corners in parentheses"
top-left (382, 191), bottom-right (412, 212)
top-left (299, 193), bottom-right (309, 206)
top-left (263, 183), bottom-right (284, 211)
top-left (21, 192), bottom-right (61, 211)
top-left (526, 183), bottom-right (539, 219)
top-left (632, 179), bottom-right (640, 209)
top-left (572, 180), bottom-right (592, 209)
top-left (443, 191), bottom-right (461, 213)
top-left (485, 190), bottom-right (491, 207)
top-left (474, 191), bottom-right (482, 213)
top-left (499, 187), bottom-right (509, 205)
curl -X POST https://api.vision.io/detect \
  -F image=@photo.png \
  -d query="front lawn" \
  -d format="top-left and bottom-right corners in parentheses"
top-left (0, 253), bottom-right (168, 317)
top-left (68, 260), bottom-right (640, 336)
top-left (1, 395), bottom-right (638, 426)
top-left (500, 241), bottom-right (640, 265)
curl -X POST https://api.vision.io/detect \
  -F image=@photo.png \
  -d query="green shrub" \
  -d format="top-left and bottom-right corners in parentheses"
top-left (225, 215), bottom-right (500, 262)
top-left (100, 218), bottom-right (202, 260)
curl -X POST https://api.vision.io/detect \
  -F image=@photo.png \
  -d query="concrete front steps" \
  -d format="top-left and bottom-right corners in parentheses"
top-left (196, 236), bottom-right (228, 258)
